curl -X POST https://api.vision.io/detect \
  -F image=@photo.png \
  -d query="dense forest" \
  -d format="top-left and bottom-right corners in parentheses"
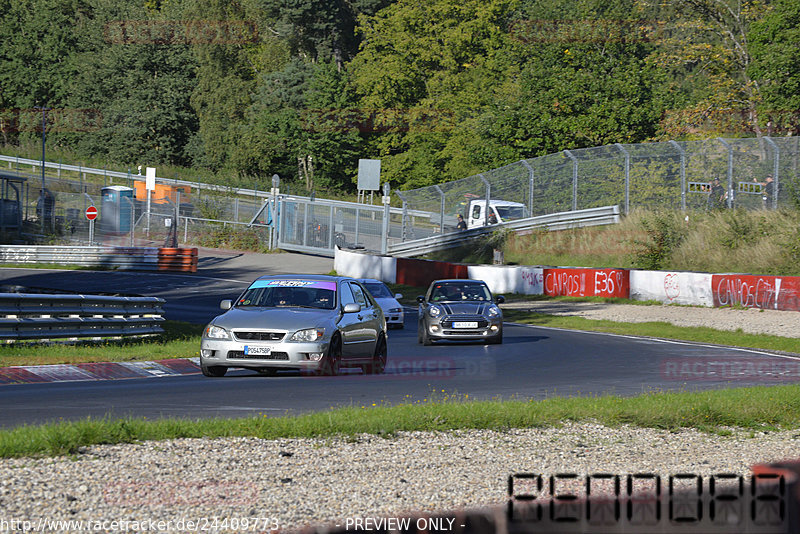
top-left (0, 0), bottom-right (798, 193)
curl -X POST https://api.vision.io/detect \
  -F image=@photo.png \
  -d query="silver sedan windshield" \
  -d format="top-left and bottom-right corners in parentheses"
top-left (236, 280), bottom-right (337, 310)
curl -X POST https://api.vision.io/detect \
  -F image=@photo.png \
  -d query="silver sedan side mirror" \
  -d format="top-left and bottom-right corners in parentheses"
top-left (343, 303), bottom-right (361, 313)
top-left (220, 300), bottom-right (232, 310)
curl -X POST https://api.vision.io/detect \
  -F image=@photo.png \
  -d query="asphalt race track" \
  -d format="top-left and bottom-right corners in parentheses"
top-left (1, 259), bottom-right (798, 429)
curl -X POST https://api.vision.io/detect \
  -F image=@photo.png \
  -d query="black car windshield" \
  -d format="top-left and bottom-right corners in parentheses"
top-left (430, 282), bottom-right (492, 302)
top-left (236, 280), bottom-right (337, 309)
top-left (363, 282), bottom-right (393, 299)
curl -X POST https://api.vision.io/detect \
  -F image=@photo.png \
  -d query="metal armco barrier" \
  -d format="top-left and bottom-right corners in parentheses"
top-left (0, 245), bottom-right (198, 272)
top-left (387, 206), bottom-right (620, 257)
top-left (0, 293), bottom-right (165, 340)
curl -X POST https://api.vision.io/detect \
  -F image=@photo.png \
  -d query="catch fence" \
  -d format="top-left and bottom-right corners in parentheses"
top-left (1, 136), bottom-right (798, 255)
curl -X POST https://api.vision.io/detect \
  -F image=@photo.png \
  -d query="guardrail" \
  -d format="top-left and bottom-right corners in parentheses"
top-left (0, 245), bottom-right (198, 272)
top-left (387, 205), bottom-right (620, 257)
top-left (0, 293), bottom-right (165, 340)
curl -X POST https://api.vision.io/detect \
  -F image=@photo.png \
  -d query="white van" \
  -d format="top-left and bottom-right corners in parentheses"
top-left (466, 199), bottom-right (527, 228)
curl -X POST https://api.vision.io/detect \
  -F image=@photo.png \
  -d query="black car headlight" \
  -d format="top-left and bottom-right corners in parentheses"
top-left (487, 305), bottom-right (501, 317)
top-left (428, 305), bottom-right (441, 318)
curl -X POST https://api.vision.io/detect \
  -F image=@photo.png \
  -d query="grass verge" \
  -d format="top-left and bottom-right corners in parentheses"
top-left (1, 385), bottom-right (799, 457)
top-left (0, 321), bottom-right (202, 367)
top-left (503, 310), bottom-right (800, 354)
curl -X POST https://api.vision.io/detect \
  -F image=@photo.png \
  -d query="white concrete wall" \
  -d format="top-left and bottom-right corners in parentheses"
top-left (467, 265), bottom-right (544, 295)
top-left (630, 270), bottom-right (714, 307)
top-left (333, 247), bottom-right (397, 283)
top-left (337, 248), bottom-right (720, 307)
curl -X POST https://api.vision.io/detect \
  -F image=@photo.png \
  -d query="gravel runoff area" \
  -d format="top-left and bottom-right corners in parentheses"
top-left (1, 425), bottom-right (799, 531)
top-left (501, 299), bottom-right (800, 339)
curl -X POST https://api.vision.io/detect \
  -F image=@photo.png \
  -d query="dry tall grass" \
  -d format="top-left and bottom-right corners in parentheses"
top-left (503, 209), bottom-right (800, 275)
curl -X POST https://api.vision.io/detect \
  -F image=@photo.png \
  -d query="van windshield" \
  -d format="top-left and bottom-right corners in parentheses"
top-left (495, 205), bottom-right (525, 220)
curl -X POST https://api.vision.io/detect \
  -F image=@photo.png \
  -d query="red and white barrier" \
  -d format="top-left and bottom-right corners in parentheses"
top-left (467, 266), bottom-right (544, 295)
top-left (333, 247), bottom-right (800, 311)
top-left (542, 268), bottom-right (629, 298)
top-left (630, 271), bottom-right (714, 307)
top-left (712, 274), bottom-right (800, 311)
top-left (333, 247), bottom-right (397, 283)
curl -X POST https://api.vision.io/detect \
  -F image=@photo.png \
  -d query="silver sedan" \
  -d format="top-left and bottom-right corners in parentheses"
top-left (417, 279), bottom-right (504, 345)
top-left (200, 275), bottom-right (387, 376)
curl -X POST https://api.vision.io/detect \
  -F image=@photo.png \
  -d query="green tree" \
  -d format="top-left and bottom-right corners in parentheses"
top-left (748, 0), bottom-right (800, 135)
top-left (0, 0), bottom-right (93, 143)
top-left (349, 0), bottom-right (517, 188)
top-left (638, 0), bottom-right (769, 137)
top-left (62, 0), bottom-right (198, 165)
top-left (183, 0), bottom-right (259, 170)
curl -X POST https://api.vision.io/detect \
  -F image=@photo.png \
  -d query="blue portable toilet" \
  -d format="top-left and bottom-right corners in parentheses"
top-left (100, 186), bottom-right (135, 233)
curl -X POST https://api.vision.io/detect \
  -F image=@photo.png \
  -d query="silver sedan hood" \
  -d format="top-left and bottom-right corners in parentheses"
top-left (212, 307), bottom-right (336, 331)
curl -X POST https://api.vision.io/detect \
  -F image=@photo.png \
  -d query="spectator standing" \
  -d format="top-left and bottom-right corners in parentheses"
top-left (456, 214), bottom-right (467, 230)
top-left (708, 178), bottom-right (726, 210)
top-left (757, 175), bottom-right (775, 209)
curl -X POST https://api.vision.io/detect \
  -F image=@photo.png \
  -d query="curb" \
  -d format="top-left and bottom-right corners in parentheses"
top-left (0, 358), bottom-right (201, 385)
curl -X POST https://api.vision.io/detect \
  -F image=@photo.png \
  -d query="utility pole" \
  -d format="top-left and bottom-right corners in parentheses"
top-left (34, 106), bottom-right (50, 234)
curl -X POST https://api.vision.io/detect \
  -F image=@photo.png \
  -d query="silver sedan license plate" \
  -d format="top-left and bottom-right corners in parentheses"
top-left (453, 321), bottom-right (478, 329)
top-left (244, 345), bottom-right (272, 356)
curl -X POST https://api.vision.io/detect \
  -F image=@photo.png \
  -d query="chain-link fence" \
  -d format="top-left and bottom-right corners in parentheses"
top-left (3, 136), bottom-right (799, 254)
top-left (396, 136), bottom-right (800, 240)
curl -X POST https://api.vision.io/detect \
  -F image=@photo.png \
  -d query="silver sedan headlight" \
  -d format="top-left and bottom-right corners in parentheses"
top-left (487, 305), bottom-right (501, 317)
top-left (428, 305), bottom-right (441, 317)
top-left (290, 328), bottom-right (325, 342)
top-left (204, 324), bottom-right (231, 340)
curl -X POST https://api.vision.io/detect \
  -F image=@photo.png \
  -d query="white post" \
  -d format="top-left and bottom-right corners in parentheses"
top-left (145, 167), bottom-right (155, 239)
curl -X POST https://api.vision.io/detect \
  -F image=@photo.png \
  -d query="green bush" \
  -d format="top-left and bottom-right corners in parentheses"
top-left (632, 212), bottom-right (687, 270)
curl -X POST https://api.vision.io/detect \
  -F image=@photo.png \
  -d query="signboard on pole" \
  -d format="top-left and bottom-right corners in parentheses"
top-left (85, 206), bottom-right (98, 220)
top-left (145, 167), bottom-right (156, 191)
top-left (357, 159), bottom-right (381, 191)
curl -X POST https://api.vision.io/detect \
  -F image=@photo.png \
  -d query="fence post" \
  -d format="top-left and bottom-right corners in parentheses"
top-left (669, 140), bottom-right (687, 211)
top-left (520, 159), bottom-right (534, 216)
top-left (717, 138), bottom-right (734, 209)
top-left (479, 174), bottom-right (490, 226)
top-left (302, 202), bottom-right (309, 247)
top-left (564, 150), bottom-right (578, 211)
top-left (434, 184), bottom-right (445, 234)
top-left (614, 143), bottom-right (630, 215)
top-left (395, 191), bottom-right (407, 242)
top-left (763, 136), bottom-right (780, 209)
top-left (354, 206), bottom-right (360, 247)
top-left (327, 204), bottom-right (334, 249)
top-left (130, 197), bottom-right (135, 247)
top-left (381, 183), bottom-right (390, 255)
